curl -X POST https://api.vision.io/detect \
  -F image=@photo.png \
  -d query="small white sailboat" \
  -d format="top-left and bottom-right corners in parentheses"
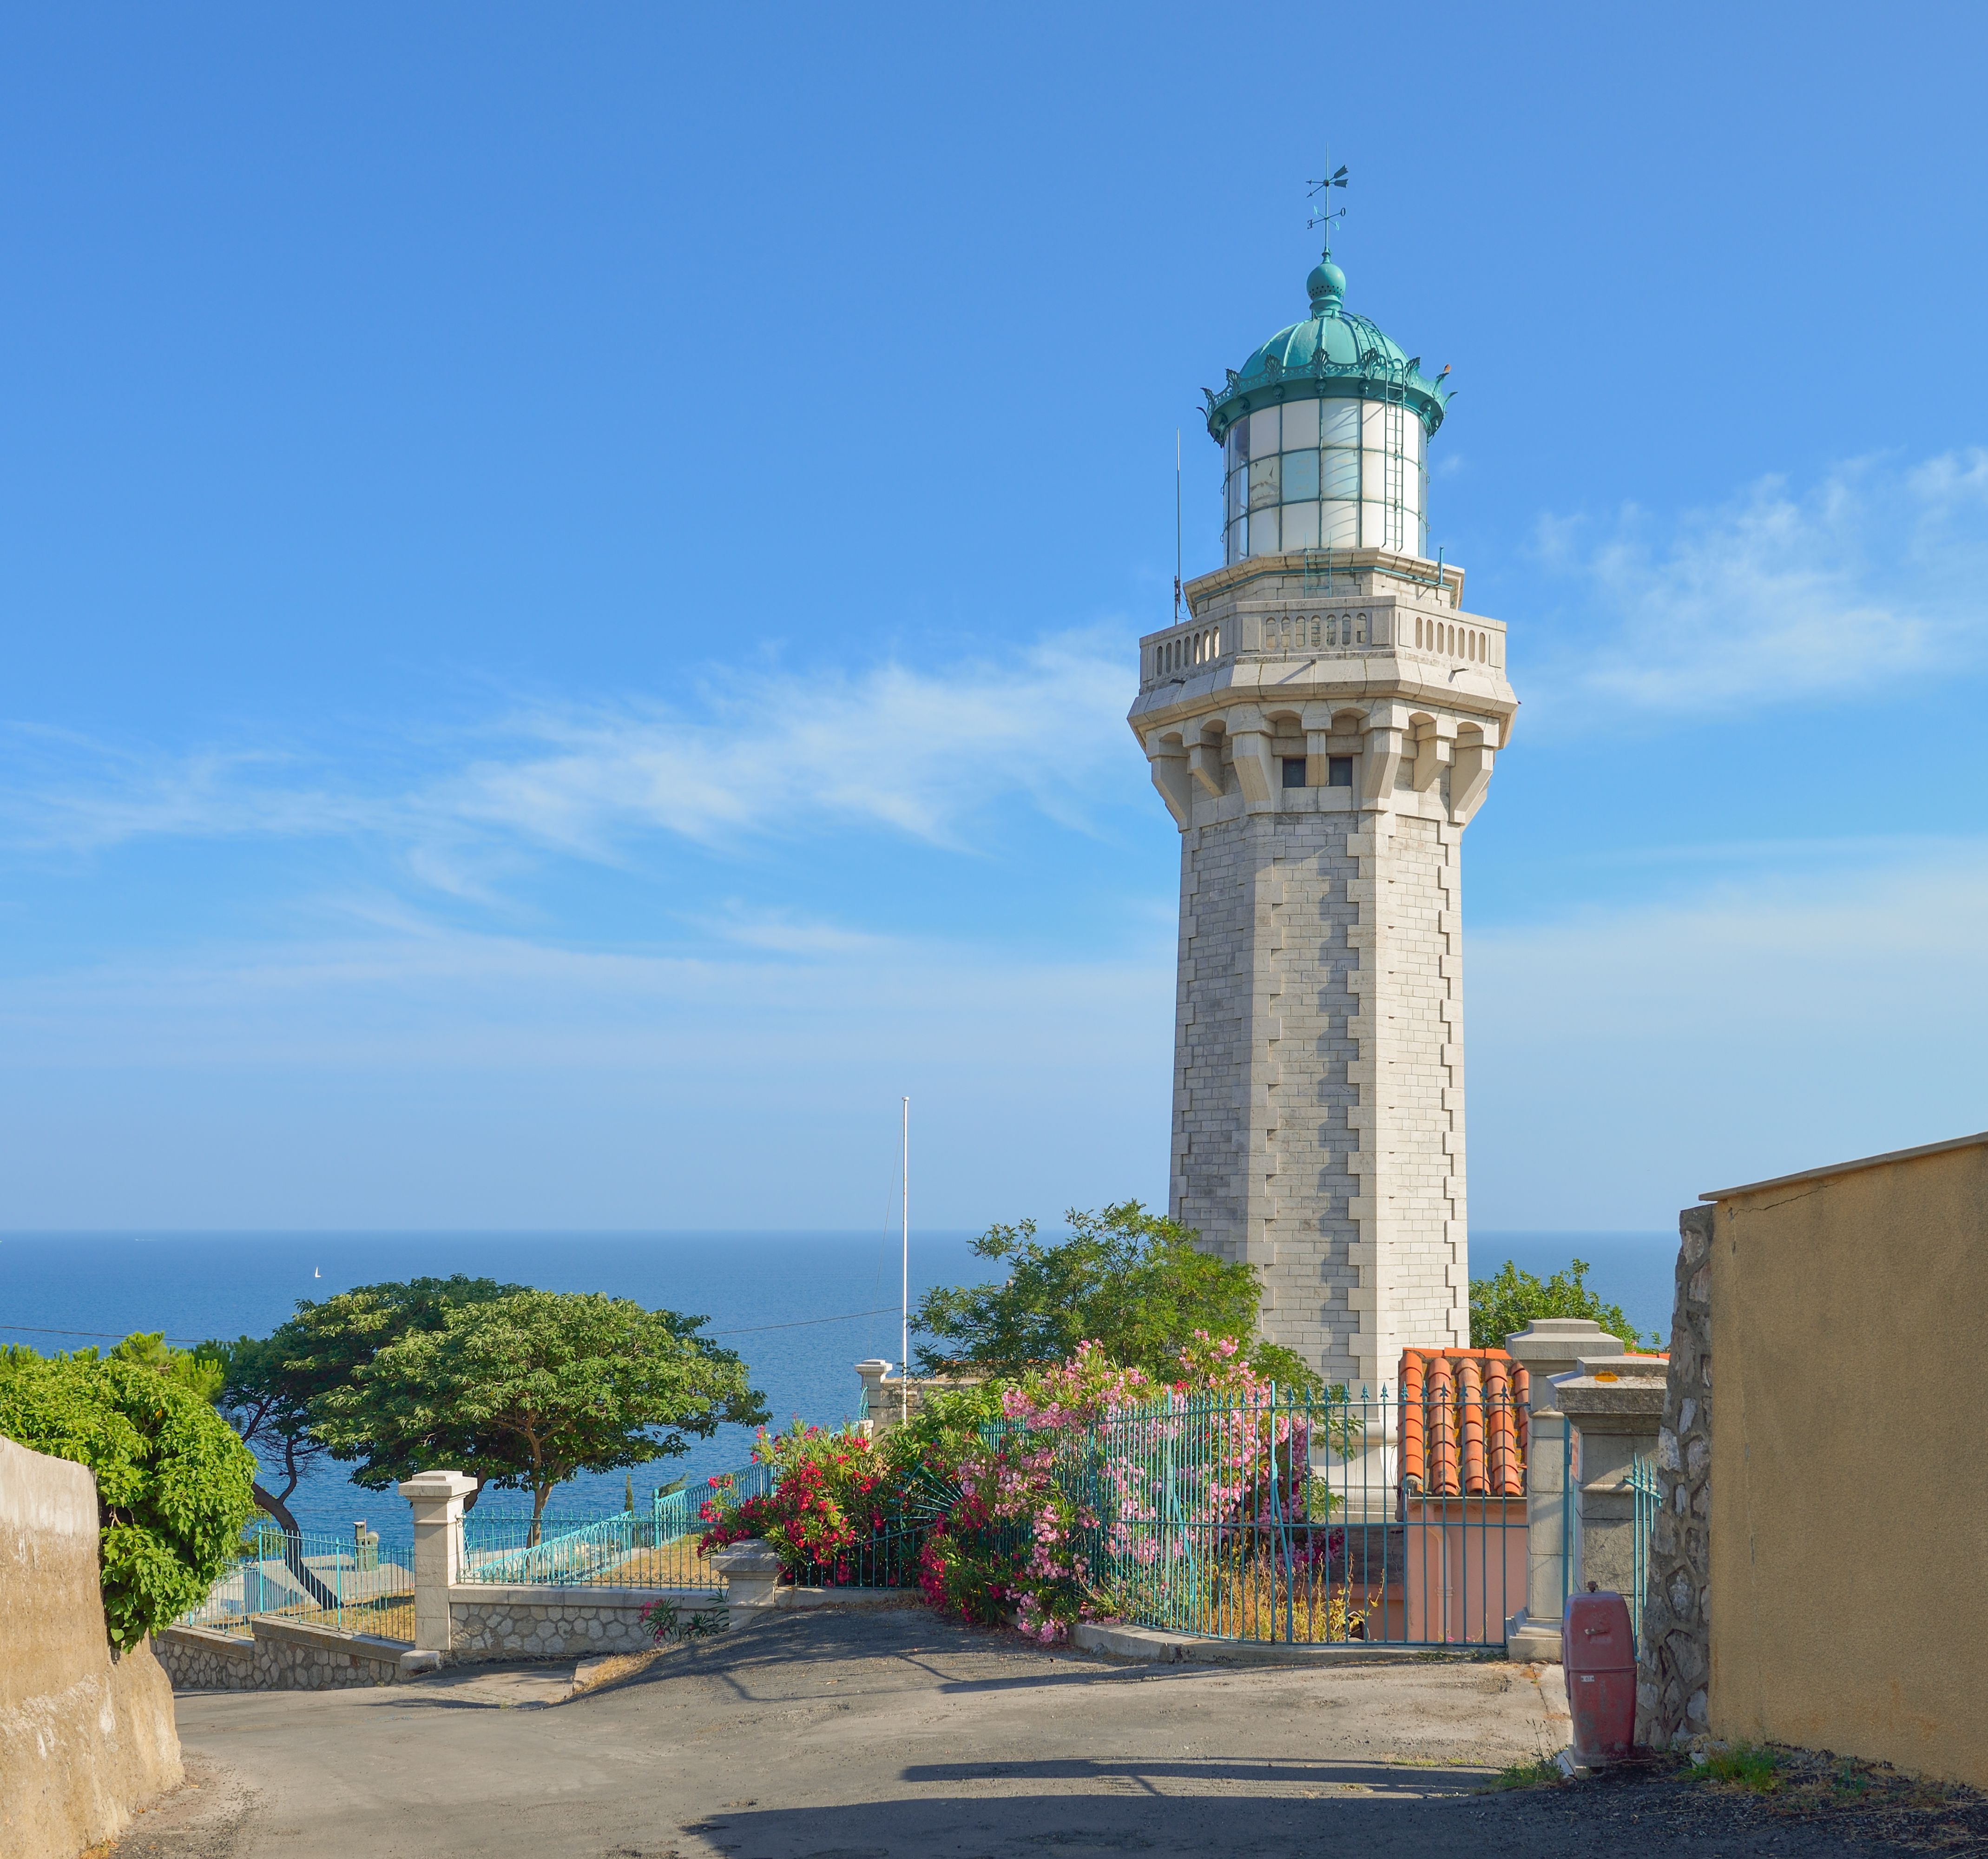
top-left (314, 1268), bottom-right (321, 1279)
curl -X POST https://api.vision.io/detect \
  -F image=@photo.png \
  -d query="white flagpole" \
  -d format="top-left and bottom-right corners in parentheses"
top-left (901, 1096), bottom-right (910, 1429)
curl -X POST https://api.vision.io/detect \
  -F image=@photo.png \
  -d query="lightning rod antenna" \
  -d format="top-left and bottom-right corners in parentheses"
top-left (1173, 429), bottom-right (1182, 625)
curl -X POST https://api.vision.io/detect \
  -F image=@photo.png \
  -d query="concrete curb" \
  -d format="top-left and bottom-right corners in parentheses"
top-left (1070, 1621), bottom-right (1450, 1667)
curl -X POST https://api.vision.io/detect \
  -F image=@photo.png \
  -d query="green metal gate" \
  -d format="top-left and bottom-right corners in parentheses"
top-left (1025, 1384), bottom-right (1530, 1649)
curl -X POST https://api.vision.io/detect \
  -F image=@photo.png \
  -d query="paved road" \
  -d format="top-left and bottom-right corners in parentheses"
top-left (110, 1609), bottom-right (1943, 1859)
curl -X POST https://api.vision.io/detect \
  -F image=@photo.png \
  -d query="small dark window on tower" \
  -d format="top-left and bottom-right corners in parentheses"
top-left (1328, 756), bottom-right (1354, 788)
top-left (1281, 757), bottom-right (1306, 789)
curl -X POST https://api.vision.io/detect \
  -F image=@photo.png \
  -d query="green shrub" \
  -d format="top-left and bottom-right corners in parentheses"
top-left (1699, 1744), bottom-right (1782, 1793)
top-left (0, 1353), bottom-right (257, 1649)
top-left (1468, 1258), bottom-right (1658, 1352)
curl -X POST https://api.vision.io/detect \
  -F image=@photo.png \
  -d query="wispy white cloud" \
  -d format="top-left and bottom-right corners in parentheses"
top-left (433, 627), bottom-right (1137, 855)
top-left (0, 726), bottom-right (386, 853)
top-left (0, 629), bottom-right (1140, 876)
top-left (1526, 448), bottom-right (1988, 717)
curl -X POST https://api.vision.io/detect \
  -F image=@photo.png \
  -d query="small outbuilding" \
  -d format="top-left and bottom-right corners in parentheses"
top-left (1639, 1129), bottom-right (1988, 1789)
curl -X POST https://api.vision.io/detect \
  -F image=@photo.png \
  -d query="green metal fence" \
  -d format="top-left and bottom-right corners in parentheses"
top-left (962, 1385), bottom-right (1530, 1648)
top-left (791, 1522), bottom-right (927, 1591)
top-left (175, 1523), bottom-right (415, 1641)
top-left (456, 1461), bottom-right (768, 1590)
top-left (1627, 1451), bottom-right (1660, 1641)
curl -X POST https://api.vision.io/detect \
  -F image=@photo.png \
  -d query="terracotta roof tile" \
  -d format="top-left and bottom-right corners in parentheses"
top-left (1398, 1347), bottom-right (1529, 1497)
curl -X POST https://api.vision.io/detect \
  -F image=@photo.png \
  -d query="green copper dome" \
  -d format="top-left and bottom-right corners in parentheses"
top-left (1203, 255), bottom-right (1451, 445)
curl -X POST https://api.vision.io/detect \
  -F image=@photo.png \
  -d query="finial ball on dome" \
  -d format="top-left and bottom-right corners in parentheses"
top-left (1307, 257), bottom-right (1346, 315)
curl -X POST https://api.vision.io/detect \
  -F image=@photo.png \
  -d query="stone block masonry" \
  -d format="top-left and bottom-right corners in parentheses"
top-left (1133, 552), bottom-right (1516, 1390)
top-left (1172, 804), bottom-right (1470, 1388)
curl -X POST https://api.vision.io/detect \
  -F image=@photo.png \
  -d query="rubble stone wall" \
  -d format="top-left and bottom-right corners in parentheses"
top-left (1634, 1204), bottom-right (1712, 1749)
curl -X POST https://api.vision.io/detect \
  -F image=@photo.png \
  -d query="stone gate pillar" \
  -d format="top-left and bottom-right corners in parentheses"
top-left (1503, 1318), bottom-right (1624, 1661)
top-left (398, 1470), bottom-right (477, 1656)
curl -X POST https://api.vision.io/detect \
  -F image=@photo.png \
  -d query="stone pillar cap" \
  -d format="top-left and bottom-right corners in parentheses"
top-left (1552, 1358), bottom-right (1671, 1416)
top-left (397, 1470), bottom-right (479, 1500)
top-left (1570, 1352), bottom-right (1668, 1380)
top-left (855, 1358), bottom-right (893, 1371)
top-left (1506, 1318), bottom-right (1626, 1344)
top-left (712, 1540), bottom-right (785, 1575)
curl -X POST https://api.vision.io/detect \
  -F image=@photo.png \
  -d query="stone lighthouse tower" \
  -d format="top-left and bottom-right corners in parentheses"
top-left (1127, 241), bottom-right (1517, 1393)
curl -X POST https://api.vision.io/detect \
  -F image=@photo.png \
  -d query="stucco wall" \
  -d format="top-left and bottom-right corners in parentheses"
top-left (1707, 1139), bottom-right (1988, 1787)
top-left (0, 1433), bottom-right (184, 1859)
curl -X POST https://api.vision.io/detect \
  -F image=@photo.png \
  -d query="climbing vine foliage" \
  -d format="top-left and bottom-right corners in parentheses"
top-left (0, 1353), bottom-right (257, 1650)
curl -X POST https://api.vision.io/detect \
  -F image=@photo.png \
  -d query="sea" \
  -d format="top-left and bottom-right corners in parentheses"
top-left (0, 1227), bottom-right (1674, 1548)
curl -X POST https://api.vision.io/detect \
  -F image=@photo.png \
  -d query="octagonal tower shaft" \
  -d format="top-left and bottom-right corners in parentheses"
top-left (1129, 548), bottom-right (1515, 1393)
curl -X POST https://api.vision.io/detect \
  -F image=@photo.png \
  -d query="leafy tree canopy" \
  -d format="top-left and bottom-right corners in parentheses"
top-left (1468, 1257), bottom-right (1661, 1353)
top-left (309, 1289), bottom-right (770, 1523)
top-left (203, 1274), bottom-right (522, 1531)
top-left (0, 1351), bottom-right (256, 1649)
top-left (911, 1202), bottom-right (1322, 1390)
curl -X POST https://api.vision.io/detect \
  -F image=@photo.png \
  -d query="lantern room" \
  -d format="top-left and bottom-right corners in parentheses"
top-left (1204, 256), bottom-right (1451, 567)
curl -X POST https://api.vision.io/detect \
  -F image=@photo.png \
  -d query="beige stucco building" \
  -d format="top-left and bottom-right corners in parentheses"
top-left (1691, 1133), bottom-right (1988, 1788)
top-left (1128, 244), bottom-right (1516, 1392)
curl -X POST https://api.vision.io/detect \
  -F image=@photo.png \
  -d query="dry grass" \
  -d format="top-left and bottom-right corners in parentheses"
top-left (1700, 1744), bottom-right (1987, 1835)
top-left (196, 1535), bottom-right (716, 1647)
top-left (1183, 1562), bottom-right (1376, 1644)
top-left (589, 1536), bottom-right (716, 1589)
top-left (198, 1593), bottom-right (415, 1644)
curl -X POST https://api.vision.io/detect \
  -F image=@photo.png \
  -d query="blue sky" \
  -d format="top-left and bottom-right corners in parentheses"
top-left (3, 3), bottom-right (1986, 1234)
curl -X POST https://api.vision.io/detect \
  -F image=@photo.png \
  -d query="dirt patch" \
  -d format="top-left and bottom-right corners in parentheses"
top-left (1490, 1746), bottom-right (1988, 1855)
top-left (570, 1646), bottom-right (668, 1695)
top-left (101, 1756), bottom-right (257, 1859)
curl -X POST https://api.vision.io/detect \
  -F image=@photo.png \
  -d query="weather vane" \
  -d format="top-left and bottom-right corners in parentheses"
top-left (1307, 151), bottom-right (1349, 256)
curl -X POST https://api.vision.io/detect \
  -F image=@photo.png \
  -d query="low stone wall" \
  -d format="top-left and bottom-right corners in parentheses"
top-left (153, 1625), bottom-right (255, 1691)
top-left (449, 1577), bottom-right (922, 1661)
top-left (154, 1618), bottom-right (408, 1691)
top-left (0, 1435), bottom-right (184, 1859)
top-left (447, 1583), bottom-right (695, 1663)
top-left (252, 1617), bottom-right (406, 1689)
top-left (1635, 1204), bottom-right (1713, 1750)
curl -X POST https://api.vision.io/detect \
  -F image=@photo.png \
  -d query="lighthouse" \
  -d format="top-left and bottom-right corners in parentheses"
top-left (1127, 233), bottom-right (1518, 1393)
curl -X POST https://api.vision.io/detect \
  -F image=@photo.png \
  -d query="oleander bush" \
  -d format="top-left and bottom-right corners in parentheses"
top-left (701, 1333), bottom-right (1356, 1645)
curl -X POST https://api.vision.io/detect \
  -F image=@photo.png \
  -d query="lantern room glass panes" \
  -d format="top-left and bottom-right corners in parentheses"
top-left (1222, 394), bottom-right (1432, 566)
top-left (1279, 398), bottom-right (1319, 448)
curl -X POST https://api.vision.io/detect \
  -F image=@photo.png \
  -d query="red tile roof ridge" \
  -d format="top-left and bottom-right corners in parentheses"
top-left (1398, 1347), bottom-right (1528, 1500)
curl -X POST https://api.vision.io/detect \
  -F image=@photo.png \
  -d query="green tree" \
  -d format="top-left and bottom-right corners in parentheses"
top-left (101, 1331), bottom-right (228, 1404)
top-left (309, 1289), bottom-right (770, 1533)
top-left (205, 1274), bottom-right (523, 1532)
top-left (0, 1351), bottom-right (257, 1649)
top-left (911, 1202), bottom-right (1321, 1389)
top-left (1468, 1257), bottom-right (1660, 1352)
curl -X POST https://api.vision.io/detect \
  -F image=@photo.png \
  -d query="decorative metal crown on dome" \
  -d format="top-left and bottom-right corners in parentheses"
top-left (1201, 165), bottom-right (1453, 445)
